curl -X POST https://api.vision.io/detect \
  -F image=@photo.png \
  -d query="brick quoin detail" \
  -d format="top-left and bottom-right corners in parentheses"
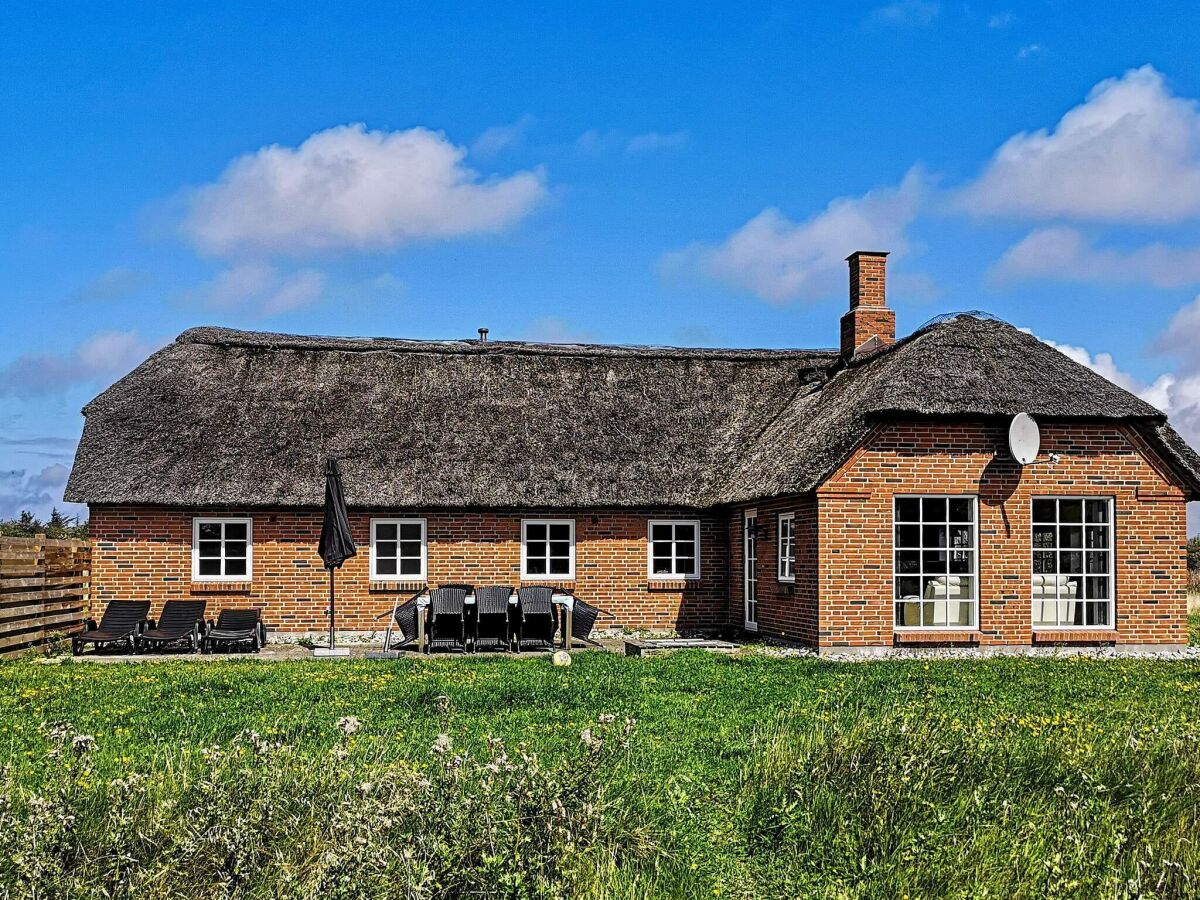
top-left (88, 507), bottom-right (728, 633)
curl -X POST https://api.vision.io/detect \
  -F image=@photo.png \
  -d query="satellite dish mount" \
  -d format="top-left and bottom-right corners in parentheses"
top-left (1007, 412), bottom-right (1059, 467)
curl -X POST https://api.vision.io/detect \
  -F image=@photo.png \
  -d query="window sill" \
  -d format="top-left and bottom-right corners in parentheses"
top-left (369, 580), bottom-right (426, 593)
top-left (190, 581), bottom-right (253, 593)
top-left (646, 579), bottom-right (700, 591)
top-left (894, 630), bottom-right (979, 645)
top-left (519, 579), bottom-right (575, 588)
top-left (1033, 629), bottom-right (1117, 644)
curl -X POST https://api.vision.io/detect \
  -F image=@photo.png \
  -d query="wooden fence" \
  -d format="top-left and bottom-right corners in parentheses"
top-left (0, 535), bottom-right (90, 656)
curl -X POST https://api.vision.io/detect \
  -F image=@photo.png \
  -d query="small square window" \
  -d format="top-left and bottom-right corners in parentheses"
top-left (371, 519), bottom-right (426, 581)
top-left (523, 520), bottom-right (575, 579)
top-left (192, 518), bottom-right (253, 581)
top-left (648, 520), bottom-right (702, 580)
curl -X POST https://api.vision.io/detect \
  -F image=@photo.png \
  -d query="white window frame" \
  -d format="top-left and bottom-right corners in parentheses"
top-left (647, 519), bottom-right (701, 580)
top-left (892, 495), bottom-right (978, 630)
top-left (191, 517), bottom-right (253, 582)
top-left (777, 512), bottom-right (795, 582)
top-left (369, 517), bottom-right (427, 582)
top-left (1030, 496), bottom-right (1115, 631)
top-left (521, 518), bottom-right (575, 580)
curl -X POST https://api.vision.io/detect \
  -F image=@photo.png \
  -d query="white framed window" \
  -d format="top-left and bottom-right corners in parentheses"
top-left (370, 518), bottom-right (427, 581)
top-left (648, 520), bottom-right (701, 579)
top-left (893, 496), bottom-right (977, 629)
top-left (777, 513), bottom-right (795, 582)
top-left (1032, 497), bottom-right (1114, 629)
top-left (192, 517), bottom-right (252, 582)
top-left (522, 519), bottom-right (575, 579)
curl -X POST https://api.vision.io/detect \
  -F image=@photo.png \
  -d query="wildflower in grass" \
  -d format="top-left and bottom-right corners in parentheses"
top-left (337, 715), bottom-right (361, 736)
top-left (431, 733), bottom-right (452, 755)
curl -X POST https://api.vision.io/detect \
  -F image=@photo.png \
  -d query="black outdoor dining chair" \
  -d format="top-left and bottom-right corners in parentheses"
top-left (560, 590), bottom-right (613, 648)
top-left (427, 587), bottom-right (468, 653)
top-left (473, 586), bottom-right (513, 652)
top-left (375, 589), bottom-right (427, 654)
top-left (516, 586), bottom-right (557, 651)
top-left (439, 583), bottom-right (475, 594)
top-left (135, 600), bottom-right (207, 653)
top-left (202, 608), bottom-right (266, 653)
top-left (72, 600), bottom-right (151, 655)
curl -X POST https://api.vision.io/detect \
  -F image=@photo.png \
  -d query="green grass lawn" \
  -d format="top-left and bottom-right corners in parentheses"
top-left (4, 646), bottom-right (1200, 898)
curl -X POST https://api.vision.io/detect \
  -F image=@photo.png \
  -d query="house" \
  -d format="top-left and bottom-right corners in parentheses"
top-left (65, 252), bottom-right (1200, 652)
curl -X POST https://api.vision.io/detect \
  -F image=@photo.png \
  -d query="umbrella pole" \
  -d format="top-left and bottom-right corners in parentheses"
top-left (328, 568), bottom-right (336, 651)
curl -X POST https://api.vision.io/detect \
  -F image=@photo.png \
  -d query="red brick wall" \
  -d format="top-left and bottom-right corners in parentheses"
top-left (814, 421), bottom-right (1188, 648)
top-left (88, 507), bottom-right (728, 633)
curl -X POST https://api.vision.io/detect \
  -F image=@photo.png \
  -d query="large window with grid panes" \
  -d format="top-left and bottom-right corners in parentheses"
top-left (893, 496), bottom-right (977, 629)
top-left (1032, 497), bottom-right (1113, 628)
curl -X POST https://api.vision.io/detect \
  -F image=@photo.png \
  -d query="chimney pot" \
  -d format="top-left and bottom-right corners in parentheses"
top-left (840, 251), bottom-right (895, 357)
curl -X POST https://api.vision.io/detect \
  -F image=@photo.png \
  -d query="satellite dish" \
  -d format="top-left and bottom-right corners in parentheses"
top-left (1008, 413), bottom-right (1040, 465)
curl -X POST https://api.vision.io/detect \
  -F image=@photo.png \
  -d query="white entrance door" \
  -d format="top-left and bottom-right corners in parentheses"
top-left (743, 509), bottom-right (758, 631)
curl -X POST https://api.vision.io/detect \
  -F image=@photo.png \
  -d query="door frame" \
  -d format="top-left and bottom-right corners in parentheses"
top-left (743, 508), bottom-right (758, 631)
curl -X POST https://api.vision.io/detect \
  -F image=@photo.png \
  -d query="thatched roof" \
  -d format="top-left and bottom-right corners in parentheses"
top-left (65, 315), bottom-right (1200, 508)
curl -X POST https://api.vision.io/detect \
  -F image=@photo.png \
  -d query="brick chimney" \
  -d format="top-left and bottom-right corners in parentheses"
top-left (840, 251), bottom-right (895, 358)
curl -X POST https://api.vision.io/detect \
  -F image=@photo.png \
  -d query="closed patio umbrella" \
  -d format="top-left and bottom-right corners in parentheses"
top-left (317, 457), bottom-right (357, 657)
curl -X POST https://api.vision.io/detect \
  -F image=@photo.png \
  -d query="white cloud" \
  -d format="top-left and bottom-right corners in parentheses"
top-left (184, 264), bottom-right (327, 316)
top-left (661, 167), bottom-right (927, 303)
top-left (0, 464), bottom-right (82, 522)
top-left (960, 66), bottom-right (1200, 222)
top-left (625, 131), bottom-right (689, 155)
top-left (524, 316), bottom-right (597, 344)
top-left (182, 124), bottom-right (547, 257)
top-left (72, 266), bottom-right (151, 303)
top-left (1015, 43), bottom-right (1044, 60)
top-left (0, 331), bottom-right (162, 397)
top-left (991, 226), bottom-right (1200, 288)
top-left (868, 0), bottom-right (939, 26)
top-left (988, 11), bottom-right (1015, 28)
top-left (471, 115), bottom-right (535, 159)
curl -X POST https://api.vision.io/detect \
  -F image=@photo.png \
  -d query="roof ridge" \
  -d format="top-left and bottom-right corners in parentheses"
top-left (175, 326), bottom-right (840, 362)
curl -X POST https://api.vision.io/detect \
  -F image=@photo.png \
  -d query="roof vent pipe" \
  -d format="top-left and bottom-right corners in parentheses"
top-left (478, 328), bottom-right (489, 342)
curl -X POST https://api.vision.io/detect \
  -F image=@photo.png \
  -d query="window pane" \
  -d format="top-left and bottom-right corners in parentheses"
top-left (1085, 500), bottom-right (1109, 524)
top-left (676, 557), bottom-right (696, 575)
top-left (1033, 603), bottom-right (1057, 627)
top-left (198, 522), bottom-right (221, 540)
top-left (922, 550), bottom-right (948, 573)
top-left (1085, 551), bottom-right (1109, 575)
top-left (947, 576), bottom-right (973, 600)
top-left (896, 577), bottom-right (920, 599)
top-left (1032, 526), bottom-right (1056, 549)
top-left (1059, 526), bottom-right (1083, 549)
top-left (224, 559), bottom-right (247, 577)
top-left (1032, 573), bottom-right (1057, 599)
top-left (922, 524), bottom-right (947, 548)
top-left (1033, 551), bottom-right (1056, 574)
top-left (399, 540), bottom-right (422, 559)
top-left (399, 523), bottom-right (422, 541)
top-left (1085, 526), bottom-right (1109, 549)
top-left (949, 525), bottom-right (972, 549)
top-left (548, 557), bottom-right (570, 575)
top-left (896, 497), bottom-right (920, 522)
top-left (224, 541), bottom-right (246, 559)
top-left (375, 540), bottom-right (397, 559)
top-left (895, 524), bottom-right (920, 548)
top-left (1086, 576), bottom-right (1110, 600)
top-left (375, 558), bottom-right (397, 576)
top-left (652, 541), bottom-right (673, 560)
top-left (896, 600), bottom-right (922, 626)
top-left (549, 523), bottom-right (571, 541)
top-left (198, 558), bottom-right (221, 576)
top-left (676, 524), bottom-right (696, 542)
top-left (526, 558), bottom-right (547, 575)
top-left (653, 559), bottom-right (674, 575)
top-left (651, 524), bottom-right (672, 542)
top-left (675, 540), bottom-right (695, 558)
top-left (399, 557), bottom-right (421, 576)
top-left (526, 541), bottom-right (546, 558)
top-left (1032, 500), bottom-right (1056, 523)
top-left (949, 551), bottom-right (973, 575)
top-left (948, 498), bottom-right (972, 522)
top-left (526, 523), bottom-right (546, 540)
top-left (375, 522), bottom-right (397, 541)
top-left (224, 522), bottom-right (247, 541)
top-left (1086, 601), bottom-right (1110, 626)
top-left (922, 497), bottom-right (947, 521)
top-left (923, 576), bottom-right (948, 598)
top-left (948, 600), bottom-right (973, 626)
top-left (548, 541), bottom-right (571, 559)
top-left (1060, 552), bottom-right (1083, 574)
top-left (198, 541), bottom-right (222, 559)
top-left (896, 550), bottom-right (920, 574)
top-left (1059, 499), bottom-right (1083, 523)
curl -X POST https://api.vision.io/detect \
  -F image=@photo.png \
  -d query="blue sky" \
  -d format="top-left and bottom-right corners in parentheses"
top-left (4, 0), bottom-right (1200, 525)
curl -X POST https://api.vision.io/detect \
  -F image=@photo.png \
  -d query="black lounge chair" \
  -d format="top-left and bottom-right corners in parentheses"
top-left (561, 591), bottom-right (613, 648)
top-left (473, 586), bottom-right (513, 652)
top-left (427, 587), bottom-right (468, 653)
top-left (72, 600), bottom-right (151, 655)
top-left (375, 589), bottom-right (427, 653)
top-left (516, 586), bottom-right (557, 651)
top-left (135, 600), bottom-right (207, 653)
top-left (202, 608), bottom-right (266, 653)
